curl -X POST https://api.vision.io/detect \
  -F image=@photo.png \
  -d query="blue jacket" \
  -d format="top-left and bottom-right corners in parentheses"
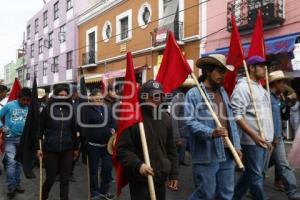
top-left (0, 100), bottom-right (28, 137)
top-left (271, 93), bottom-right (283, 139)
top-left (184, 84), bottom-right (241, 164)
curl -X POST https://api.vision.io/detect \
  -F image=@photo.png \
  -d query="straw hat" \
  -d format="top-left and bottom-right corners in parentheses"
top-left (269, 70), bottom-right (292, 84)
top-left (196, 54), bottom-right (234, 71)
top-left (38, 88), bottom-right (46, 99)
top-left (107, 134), bottom-right (116, 155)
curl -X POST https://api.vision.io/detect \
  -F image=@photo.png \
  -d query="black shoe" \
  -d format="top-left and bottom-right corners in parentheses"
top-left (16, 185), bottom-right (25, 193)
top-left (26, 171), bottom-right (36, 179)
top-left (7, 188), bottom-right (16, 198)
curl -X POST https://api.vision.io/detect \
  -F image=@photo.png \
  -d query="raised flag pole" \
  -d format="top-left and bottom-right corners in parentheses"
top-left (242, 60), bottom-right (266, 140)
top-left (190, 73), bottom-right (244, 170)
top-left (138, 122), bottom-right (157, 200)
top-left (39, 139), bottom-right (43, 200)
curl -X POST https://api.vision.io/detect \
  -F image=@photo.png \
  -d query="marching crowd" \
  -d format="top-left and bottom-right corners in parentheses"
top-left (0, 53), bottom-right (300, 200)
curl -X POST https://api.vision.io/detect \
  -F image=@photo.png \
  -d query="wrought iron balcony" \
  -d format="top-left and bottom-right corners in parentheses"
top-left (152, 21), bottom-right (183, 47)
top-left (82, 51), bottom-right (96, 65)
top-left (227, 0), bottom-right (285, 32)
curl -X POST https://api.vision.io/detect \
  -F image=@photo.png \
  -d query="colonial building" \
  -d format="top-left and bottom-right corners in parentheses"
top-left (25, 0), bottom-right (88, 89)
top-left (78, 0), bottom-right (203, 89)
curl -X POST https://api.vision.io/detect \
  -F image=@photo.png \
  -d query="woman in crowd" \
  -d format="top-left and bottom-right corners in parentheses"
top-left (37, 84), bottom-right (79, 200)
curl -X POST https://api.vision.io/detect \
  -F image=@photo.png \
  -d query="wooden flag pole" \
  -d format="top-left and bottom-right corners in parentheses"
top-left (190, 73), bottom-right (244, 169)
top-left (242, 60), bottom-right (265, 140)
top-left (39, 140), bottom-right (43, 200)
top-left (86, 156), bottom-right (91, 200)
top-left (138, 122), bottom-right (157, 200)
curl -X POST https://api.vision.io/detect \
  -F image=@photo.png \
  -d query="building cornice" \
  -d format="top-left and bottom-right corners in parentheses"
top-left (78, 0), bottom-right (126, 26)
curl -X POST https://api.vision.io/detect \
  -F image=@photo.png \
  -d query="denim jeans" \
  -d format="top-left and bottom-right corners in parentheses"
top-left (188, 151), bottom-right (235, 200)
top-left (271, 138), bottom-right (300, 199)
top-left (4, 137), bottom-right (22, 190)
top-left (234, 145), bottom-right (269, 200)
top-left (88, 144), bottom-right (112, 197)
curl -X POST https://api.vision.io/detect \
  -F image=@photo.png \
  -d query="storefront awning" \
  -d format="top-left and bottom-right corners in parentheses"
top-left (202, 32), bottom-right (300, 57)
top-left (84, 65), bottom-right (146, 84)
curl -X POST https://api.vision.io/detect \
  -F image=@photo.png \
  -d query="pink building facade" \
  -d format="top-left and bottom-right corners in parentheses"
top-left (201, 0), bottom-right (300, 76)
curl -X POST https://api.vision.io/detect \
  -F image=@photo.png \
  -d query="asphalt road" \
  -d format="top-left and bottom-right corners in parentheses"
top-left (0, 143), bottom-right (298, 200)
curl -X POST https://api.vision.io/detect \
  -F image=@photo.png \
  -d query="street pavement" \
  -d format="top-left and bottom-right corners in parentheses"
top-left (0, 143), bottom-right (298, 200)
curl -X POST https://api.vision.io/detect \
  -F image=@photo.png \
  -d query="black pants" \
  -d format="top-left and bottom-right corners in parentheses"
top-left (129, 181), bottom-right (166, 200)
top-left (42, 150), bottom-right (73, 200)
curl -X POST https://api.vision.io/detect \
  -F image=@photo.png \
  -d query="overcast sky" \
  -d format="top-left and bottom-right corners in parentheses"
top-left (0, 0), bottom-right (44, 79)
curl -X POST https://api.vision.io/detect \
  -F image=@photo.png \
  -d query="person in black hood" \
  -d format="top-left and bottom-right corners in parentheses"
top-left (36, 84), bottom-right (79, 200)
top-left (117, 80), bottom-right (179, 200)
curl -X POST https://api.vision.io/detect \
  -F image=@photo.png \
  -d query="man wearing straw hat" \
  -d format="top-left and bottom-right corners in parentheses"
top-left (184, 54), bottom-right (241, 200)
top-left (268, 70), bottom-right (300, 200)
top-left (232, 56), bottom-right (274, 200)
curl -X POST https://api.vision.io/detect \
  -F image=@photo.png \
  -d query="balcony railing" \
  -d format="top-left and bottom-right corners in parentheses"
top-left (227, 0), bottom-right (285, 32)
top-left (152, 21), bottom-right (183, 47)
top-left (82, 51), bottom-right (96, 65)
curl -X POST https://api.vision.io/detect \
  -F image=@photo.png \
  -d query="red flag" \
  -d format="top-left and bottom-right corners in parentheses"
top-left (248, 9), bottom-right (267, 86)
top-left (156, 32), bottom-right (192, 93)
top-left (248, 9), bottom-right (266, 59)
top-left (8, 78), bottom-right (22, 102)
top-left (0, 78), bottom-right (22, 154)
top-left (113, 52), bottom-right (143, 195)
top-left (224, 15), bottom-right (245, 96)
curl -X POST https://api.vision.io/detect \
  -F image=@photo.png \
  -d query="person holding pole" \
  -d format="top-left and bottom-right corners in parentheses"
top-left (37, 85), bottom-right (79, 200)
top-left (117, 80), bottom-right (179, 200)
top-left (184, 54), bottom-right (241, 200)
top-left (268, 70), bottom-right (300, 200)
top-left (232, 56), bottom-right (274, 200)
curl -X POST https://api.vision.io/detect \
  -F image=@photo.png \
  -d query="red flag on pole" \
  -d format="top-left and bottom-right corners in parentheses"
top-left (8, 78), bottom-right (22, 102)
top-left (0, 78), bottom-right (22, 154)
top-left (224, 15), bottom-right (245, 96)
top-left (113, 52), bottom-right (143, 195)
top-left (156, 32), bottom-right (192, 93)
top-left (248, 9), bottom-right (266, 59)
top-left (247, 9), bottom-right (267, 86)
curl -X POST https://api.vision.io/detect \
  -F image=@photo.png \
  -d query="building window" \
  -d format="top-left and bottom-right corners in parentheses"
top-left (35, 18), bottom-right (39, 34)
top-left (34, 65), bottom-right (38, 77)
top-left (54, 1), bottom-right (59, 20)
top-left (59, 24), bottom-right (66, 43)
top-left (52, 56), bottom-right (59, 73)
top-left (120, 17), bottom-right (128, 40)
top-left (27, 25), bottom-right (31, 39)
top-left (116, 9), bottom-right (132, 43)
top-left (42, 61), bottom-right (47, 76)
top-left (17, 70), bottom-right (23, 81)
top-left (67, 0), bottom-right (73, 11)
top-left (102, 21), bottom-right (112, 42)
top-left (138, 3), bottom-right (152, 28)
top-left (30, 44), bottom-right (34, 58)
top-left (66, 51), bottom-right (73, 69)
top-left (38, 39), bottom-right (43, 54)
top-left (43, 11), bottom-right (48, 27)
top-left (48, 32), bottom-right (53, 48)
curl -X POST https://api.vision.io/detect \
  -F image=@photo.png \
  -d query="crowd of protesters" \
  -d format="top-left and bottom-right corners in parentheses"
top-left (0, 54), bottom-right (300, 200)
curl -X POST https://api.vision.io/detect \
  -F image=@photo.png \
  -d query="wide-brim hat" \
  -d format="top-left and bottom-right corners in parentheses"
top-left (247, 56), bottom-right (270, 66)
top-left (107, 134), bottom-right (116, 155)
top-left (269, 70), bottom-right (292, 84)
top-left (196, 54), bottom-right (234, 71)
top-left (38, 88), bottom-right (46, 99)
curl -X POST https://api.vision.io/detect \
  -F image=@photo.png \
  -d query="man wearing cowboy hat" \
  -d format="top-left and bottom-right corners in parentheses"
top-left (184, 54), bottom-right (241, 200)
top-left (232, 56), bottom-right (274, 200)
top-left (268, 70), bottom-right (300, 200)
